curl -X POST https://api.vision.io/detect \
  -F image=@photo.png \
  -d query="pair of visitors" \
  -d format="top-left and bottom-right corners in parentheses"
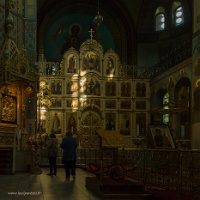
top-left (47, 131), bottom-right (77, 181)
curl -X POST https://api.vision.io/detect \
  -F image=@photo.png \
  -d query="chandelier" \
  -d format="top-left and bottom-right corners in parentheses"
top-left (93, 0), bottom-right (103, 27)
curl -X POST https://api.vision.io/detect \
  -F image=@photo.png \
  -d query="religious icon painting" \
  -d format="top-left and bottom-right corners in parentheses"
top-left (51, 80), bottom-right (62, 95)
top-left (135, 113), bottom-right (146, 136)
top-left (92, 99), bottom-right (101, 108)
top-left (80, 77), bottom-right (100, 96)
top-left (66, 81), bottom-right (79, 96)
top-left (105, 55), bottom-right (115, 76)
top-left (0, 94), bottom-right (17, 124)
top-left (67, 54), bottom-right (77, 73)
top-left (50, 111), bottom-right (62, 134)
top-left (80, 98), bottom-right (89, 107)
top-left (93, 80), bottom-right (101, 96)
top-left (66, 98), bottom-right (78, 108)
top-left (87, 78), bottom-right (100, 96)
top-left (105, 112), bottom-right (116, 131)
top-left (105, 81), bottom-right (116, 96)
top-left (82, 51), bottom-right (100, 72)
top-left (119, 112), bottom-right (131, 136)
top-left (120, 100), bottom-right (132, 110)
top-left (120, 82), bottom-right (131, 97)
top-left (51, 98), bottom-right (62, 107)
top-left (105, 100), bottom-right (116, 109)
top-left (104, 50), bottom-right (119, 77)
top-left (66, 112), bottom-right (77, 133)
top-left (86, 78), bottom-right (95, 95)
top-left (136, 100), bottom-right (146, 110)
top-left (136, 82), bottom-right (146, 97)
top-left (149, 125), bottom-right (175, 149)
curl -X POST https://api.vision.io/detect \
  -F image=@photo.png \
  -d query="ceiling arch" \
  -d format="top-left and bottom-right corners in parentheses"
top-left (37, 0), bottom-right (138, 64)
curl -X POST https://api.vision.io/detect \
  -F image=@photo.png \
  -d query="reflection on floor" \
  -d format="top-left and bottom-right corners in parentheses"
top-left (0, 167), bottom-right (101, 200)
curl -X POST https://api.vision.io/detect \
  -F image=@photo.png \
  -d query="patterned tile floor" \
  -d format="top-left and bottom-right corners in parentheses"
top-left (0, 167), bottom-right (101, 200)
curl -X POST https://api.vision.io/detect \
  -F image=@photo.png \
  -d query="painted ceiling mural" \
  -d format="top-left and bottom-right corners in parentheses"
top-left (44, 14), bottom-right (115, 62)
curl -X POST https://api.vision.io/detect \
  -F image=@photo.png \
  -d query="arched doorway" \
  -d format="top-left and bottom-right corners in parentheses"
top-left (79, 106), bottom-right (102, 148)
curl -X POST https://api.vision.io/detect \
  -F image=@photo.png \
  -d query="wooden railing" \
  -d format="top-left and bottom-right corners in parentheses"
top-left (140, 41), bottom-right (192, 79)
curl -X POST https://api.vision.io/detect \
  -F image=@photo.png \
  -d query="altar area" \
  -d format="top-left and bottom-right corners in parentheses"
top-left (36, 35), bottom-right (150, 149)
top-left (0, 29), bottom-right (191, 175)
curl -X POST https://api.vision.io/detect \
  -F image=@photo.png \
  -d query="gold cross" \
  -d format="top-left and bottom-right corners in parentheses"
top-left (88, 28), bottom-right (94, 40)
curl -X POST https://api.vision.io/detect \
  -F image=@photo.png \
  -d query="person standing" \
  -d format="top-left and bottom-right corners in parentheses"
top-left (60, 131), bottom-right (77, 181)
top-left (47, 133), bottom-right (58, 176)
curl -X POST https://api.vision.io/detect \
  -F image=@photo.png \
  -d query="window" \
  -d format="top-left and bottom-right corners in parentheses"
top-left (155, 7), bottom-right (165, 31)
top-left (175, 6), bottom-right (184, 26)
top-left (172, 1), bottom-right (184, 27)
top-left (163, 93), bottom-right (169, 124)
top-left (156, 13), bottom-right (165, 31)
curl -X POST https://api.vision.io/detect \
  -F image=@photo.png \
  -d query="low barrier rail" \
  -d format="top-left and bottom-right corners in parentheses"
top-left (39, 147), bottom-right (200, 198)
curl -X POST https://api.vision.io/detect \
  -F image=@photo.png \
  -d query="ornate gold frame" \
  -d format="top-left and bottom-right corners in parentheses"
top-left (0, 95), bottom-right (17, 124)
top-left (149, 124), bottom-right (175, 149)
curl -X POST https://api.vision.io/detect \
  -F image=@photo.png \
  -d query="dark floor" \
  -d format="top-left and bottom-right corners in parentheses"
top-left (0, 167), bottom-right (101, 200)
top-left (0, 167), bottom-right (195, 200)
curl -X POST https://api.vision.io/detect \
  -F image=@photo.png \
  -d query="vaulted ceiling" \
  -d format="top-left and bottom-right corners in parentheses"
top-left (37, 0), bottom-right (143, 64)
top-left (37, 0), bottom-right (192, 64)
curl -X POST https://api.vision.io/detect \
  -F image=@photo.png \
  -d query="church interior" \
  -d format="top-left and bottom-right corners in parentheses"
top-left (0, 0), bottom-right (200, 199)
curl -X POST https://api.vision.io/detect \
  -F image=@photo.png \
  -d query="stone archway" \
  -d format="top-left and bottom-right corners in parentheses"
top-left (79, 107), bottom-right (102, 148)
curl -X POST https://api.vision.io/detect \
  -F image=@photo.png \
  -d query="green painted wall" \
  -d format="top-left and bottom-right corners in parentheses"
top-left (45, 14), bottom-right (115, 61)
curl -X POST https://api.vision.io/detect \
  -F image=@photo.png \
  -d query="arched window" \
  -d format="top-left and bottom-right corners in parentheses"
top-left (156, 13), bottom-right (165, 31)
top-left (155, 7), bottom-right (165, 31)
top-left (172, 1), bottom-right (184, 26)
top-left (175, 6), bottom-right (184, 26)
top-left (163, 93), bottom-right (169, 124)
